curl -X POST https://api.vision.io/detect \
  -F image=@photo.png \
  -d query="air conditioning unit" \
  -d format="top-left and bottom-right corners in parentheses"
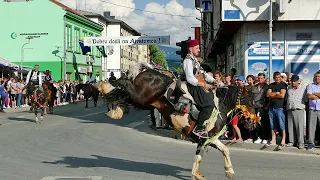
top-left (276, 0), bottom-right (286, 14)
top-left (86, 56), bottom-right (91, 63)
top-left (86, 56), bottom-right (95, 63)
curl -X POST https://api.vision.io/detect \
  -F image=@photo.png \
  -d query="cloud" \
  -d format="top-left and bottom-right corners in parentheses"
top-left (59, 0), bottom-right (135, 17)
top-left (58, 0), bottom-right (201, 46)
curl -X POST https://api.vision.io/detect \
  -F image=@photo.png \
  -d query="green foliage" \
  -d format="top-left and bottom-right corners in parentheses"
top-left (149, 45), bottom-right (168, 68)
top-left (170, 63), bottom-right (183, 73)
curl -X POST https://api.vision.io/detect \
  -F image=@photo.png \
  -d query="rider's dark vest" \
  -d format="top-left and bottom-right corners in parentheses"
top-left (182, 54), bottom-right (202, 82)
top-left (30, 70), bottom-right (40, 85)
top-left (45, 75), bottom-right (52, 82)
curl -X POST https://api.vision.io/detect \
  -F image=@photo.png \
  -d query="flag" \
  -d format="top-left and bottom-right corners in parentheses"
top-left (79, 39), bottom-right (91, 55)
top-left (97, 46), bottom-right (107, 57)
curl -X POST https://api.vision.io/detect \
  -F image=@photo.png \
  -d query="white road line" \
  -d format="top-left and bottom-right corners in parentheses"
top-left (125, 121), bottom-right (144, 128)
top-left (76, 110), bottom-right (107, 118)
top-left (41, 176), bottom-right (103, 180)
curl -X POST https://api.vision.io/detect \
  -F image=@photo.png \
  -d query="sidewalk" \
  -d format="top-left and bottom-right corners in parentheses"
top-left (143, 119), bottom-right (320, 156)
top-left (1, 102), bottom-right (72, 114)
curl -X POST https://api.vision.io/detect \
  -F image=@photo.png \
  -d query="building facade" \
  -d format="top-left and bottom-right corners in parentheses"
top-left (0, 0), bottom-right (103, 82)
top-left (77, 11), bottom-right (149, 79)
top-left (198, 0), bottom-right (320, 84)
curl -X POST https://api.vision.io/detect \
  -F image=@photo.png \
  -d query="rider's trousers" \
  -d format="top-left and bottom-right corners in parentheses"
top-left (187, 84), bottom-right (214, 127)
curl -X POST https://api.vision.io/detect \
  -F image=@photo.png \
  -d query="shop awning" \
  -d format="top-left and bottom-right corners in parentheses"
top-left (0, 57), bottom-right (20, 70)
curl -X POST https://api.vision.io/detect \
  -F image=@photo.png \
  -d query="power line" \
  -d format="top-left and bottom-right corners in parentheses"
top-left (122, 19), bottom-right (200, 27)
top-left (99, 0), bottom-right (199, 18)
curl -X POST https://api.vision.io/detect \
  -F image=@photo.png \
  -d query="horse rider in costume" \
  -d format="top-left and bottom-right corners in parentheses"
top-left (182, 39), bottom-right (216, 136)
top-left (26, 64), bottom-right (43, 102)
top-left (44, 70), bottom-right (54, 88)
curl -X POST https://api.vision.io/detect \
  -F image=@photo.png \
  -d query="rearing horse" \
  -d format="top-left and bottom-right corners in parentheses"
top-left (97, 64), bottom-right (255, 180)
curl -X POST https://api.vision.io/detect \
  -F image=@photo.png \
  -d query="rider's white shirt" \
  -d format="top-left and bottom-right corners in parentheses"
top-left (26, 70), bottom-right (43, 85)
top-left (183, 55), bottom-right (215, 86)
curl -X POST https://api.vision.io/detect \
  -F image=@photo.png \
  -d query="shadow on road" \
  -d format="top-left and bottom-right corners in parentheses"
top-left (42, 155), bottom-right (191, 180)
top-left (7, 117), bottom-right (36, 123)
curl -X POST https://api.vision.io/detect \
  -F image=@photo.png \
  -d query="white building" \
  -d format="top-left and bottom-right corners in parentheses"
top-left (198, 0), bottom-right (320, 84)
top-left (77, 10), bottom-right (149, 79)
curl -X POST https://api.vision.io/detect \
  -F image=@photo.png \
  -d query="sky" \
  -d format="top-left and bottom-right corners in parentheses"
top-left (59, 0), bottom-right (201, 46)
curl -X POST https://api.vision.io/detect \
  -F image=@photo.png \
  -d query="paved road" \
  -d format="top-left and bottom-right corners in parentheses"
top-left (0, 101), bottom-right (320, 180)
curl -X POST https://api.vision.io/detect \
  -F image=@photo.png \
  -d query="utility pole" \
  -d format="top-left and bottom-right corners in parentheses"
top-left (21, 37), bottom-right (32, 79)
top-left (269, 0), bottom-right (273, 81)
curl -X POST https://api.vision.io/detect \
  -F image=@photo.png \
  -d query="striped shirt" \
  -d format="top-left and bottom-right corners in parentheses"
top-left (286, 85), bottom-right (307, 110)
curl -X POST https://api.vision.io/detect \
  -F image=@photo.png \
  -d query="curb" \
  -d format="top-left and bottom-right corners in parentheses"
top-left (145, 123), bottom-right (320, 156)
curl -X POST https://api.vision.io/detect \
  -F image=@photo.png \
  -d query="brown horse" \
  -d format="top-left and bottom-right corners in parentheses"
top-left (43, 81), bottom-right (56, 114)
top-left (30, 86), bottom-right (47, 123)
top-left (97, 66), bottom-right (255, 180)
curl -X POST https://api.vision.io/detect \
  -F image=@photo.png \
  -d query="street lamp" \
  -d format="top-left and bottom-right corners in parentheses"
top-left (21, 37), bottom-right (32, 79)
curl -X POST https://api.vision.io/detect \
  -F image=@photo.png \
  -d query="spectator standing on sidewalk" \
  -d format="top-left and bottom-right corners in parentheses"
top-left (286, 75), bottom-right (306, 149)
top-left (266, 72), bottom-right (287, 149)
top-left (252, 73), bottom-right (269, 144)
top-left (0, 79), bottom-right (7, 113)
top-left (306, 72), bottom-right (320, 150)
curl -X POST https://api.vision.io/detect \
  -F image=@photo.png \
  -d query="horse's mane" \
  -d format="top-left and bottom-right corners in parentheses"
top-left (216, 85), bottom-right (255, 122)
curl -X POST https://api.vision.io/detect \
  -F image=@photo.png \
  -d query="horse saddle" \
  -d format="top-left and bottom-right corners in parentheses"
top-left (165, 80), bottom-right (200, 121)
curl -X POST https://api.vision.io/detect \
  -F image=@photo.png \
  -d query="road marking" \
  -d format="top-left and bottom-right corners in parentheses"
top-left (125, 121), bottom-right (144, 128)
top-left (76, 110), bottom-right (107, 118)
top-left (41, 176), bottom-right (103, 180)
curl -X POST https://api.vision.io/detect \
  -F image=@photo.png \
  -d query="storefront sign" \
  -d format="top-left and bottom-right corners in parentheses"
top-left (288, 43), bottom-right (320, 56)
top-left (3, 0), bottom-right (33, 2)
top-left (10, 32), bottom-right (48, 39)
top-left (296, 33), bottom-right (312, 40)
top-left (248, 42), bottom-right (284, 57)
top-left (224, 10), bottom-right (240, 19)
top-left (84, 36), bottom-right (170, 46)
top-left (78, 67), bottom-right (87, 74)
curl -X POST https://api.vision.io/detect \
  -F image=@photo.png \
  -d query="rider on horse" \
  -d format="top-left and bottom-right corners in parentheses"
top-left (44, 70), bottom-right (54, 88)
top-left (182, 39), bottom-right (216, 136)
top-left (26, 64), bottom-right (43, 102)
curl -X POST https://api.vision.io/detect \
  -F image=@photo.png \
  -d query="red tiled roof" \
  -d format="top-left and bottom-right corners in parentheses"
top-left (50, 0), bottom-right (102, 27)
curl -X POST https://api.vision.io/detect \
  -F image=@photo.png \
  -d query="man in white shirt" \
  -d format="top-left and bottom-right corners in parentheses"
top-left (26, 64), bottom-right (43, 86)
top-left (182, 39), bottom-right (215, 135)
top-left (25, 64), bottom-right (43, 101)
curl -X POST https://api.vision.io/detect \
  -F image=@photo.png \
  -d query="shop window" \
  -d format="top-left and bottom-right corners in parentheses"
top-left (66, 24), bottom-right (72, 51)
top-left (74, 27), bottom-right (81, 53)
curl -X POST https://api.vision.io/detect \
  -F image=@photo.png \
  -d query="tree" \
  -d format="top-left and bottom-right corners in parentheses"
top-left (149, 45), bottom-right (168, 69)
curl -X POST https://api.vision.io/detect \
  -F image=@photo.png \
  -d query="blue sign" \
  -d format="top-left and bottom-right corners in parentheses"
top-left (291, 62), bottom-right (319, 85)
top-left (248, 60), bottom-right (284, 78)
top-left (201, 0), bottom-right (212, 12)
top-left (288, 43), bottom-right (320, 56)
top-left (248, 42), bottom-right (284, 57)
top-left (224, 10), bottom-right (240, 19)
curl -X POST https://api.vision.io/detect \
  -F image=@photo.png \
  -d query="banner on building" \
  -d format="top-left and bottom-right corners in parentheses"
top-left (84, 36), bottom-right (170, 46)
top-left (248, 59), bottom-right (284, 79)
top-left (248, 42), bottom-right (284, 57)
top-left (288, 43), bottom-right (320, 56)
top-left (291, 62), bottom-right (320, 85)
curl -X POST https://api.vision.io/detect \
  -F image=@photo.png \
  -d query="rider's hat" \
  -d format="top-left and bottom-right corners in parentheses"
top-left (188, 39), bottom-right (199, 48)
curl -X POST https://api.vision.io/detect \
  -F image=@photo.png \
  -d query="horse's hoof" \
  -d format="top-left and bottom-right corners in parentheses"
top-left (40, 116), bottom-right (43, 121)
top-left (85, 106), bottom-right (88, 108)
top-left (226, 169), bottom-right (235, 180)
top-left (35, 118), bottom-right (39, 123)
top-left (192, 173), bottom-right (206, 180)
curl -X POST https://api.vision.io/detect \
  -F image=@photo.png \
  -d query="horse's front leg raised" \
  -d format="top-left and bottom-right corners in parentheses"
top-left (211, 140), bottom-right (234, 180)
top-left (191, 143), bottom-right (206, 180)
